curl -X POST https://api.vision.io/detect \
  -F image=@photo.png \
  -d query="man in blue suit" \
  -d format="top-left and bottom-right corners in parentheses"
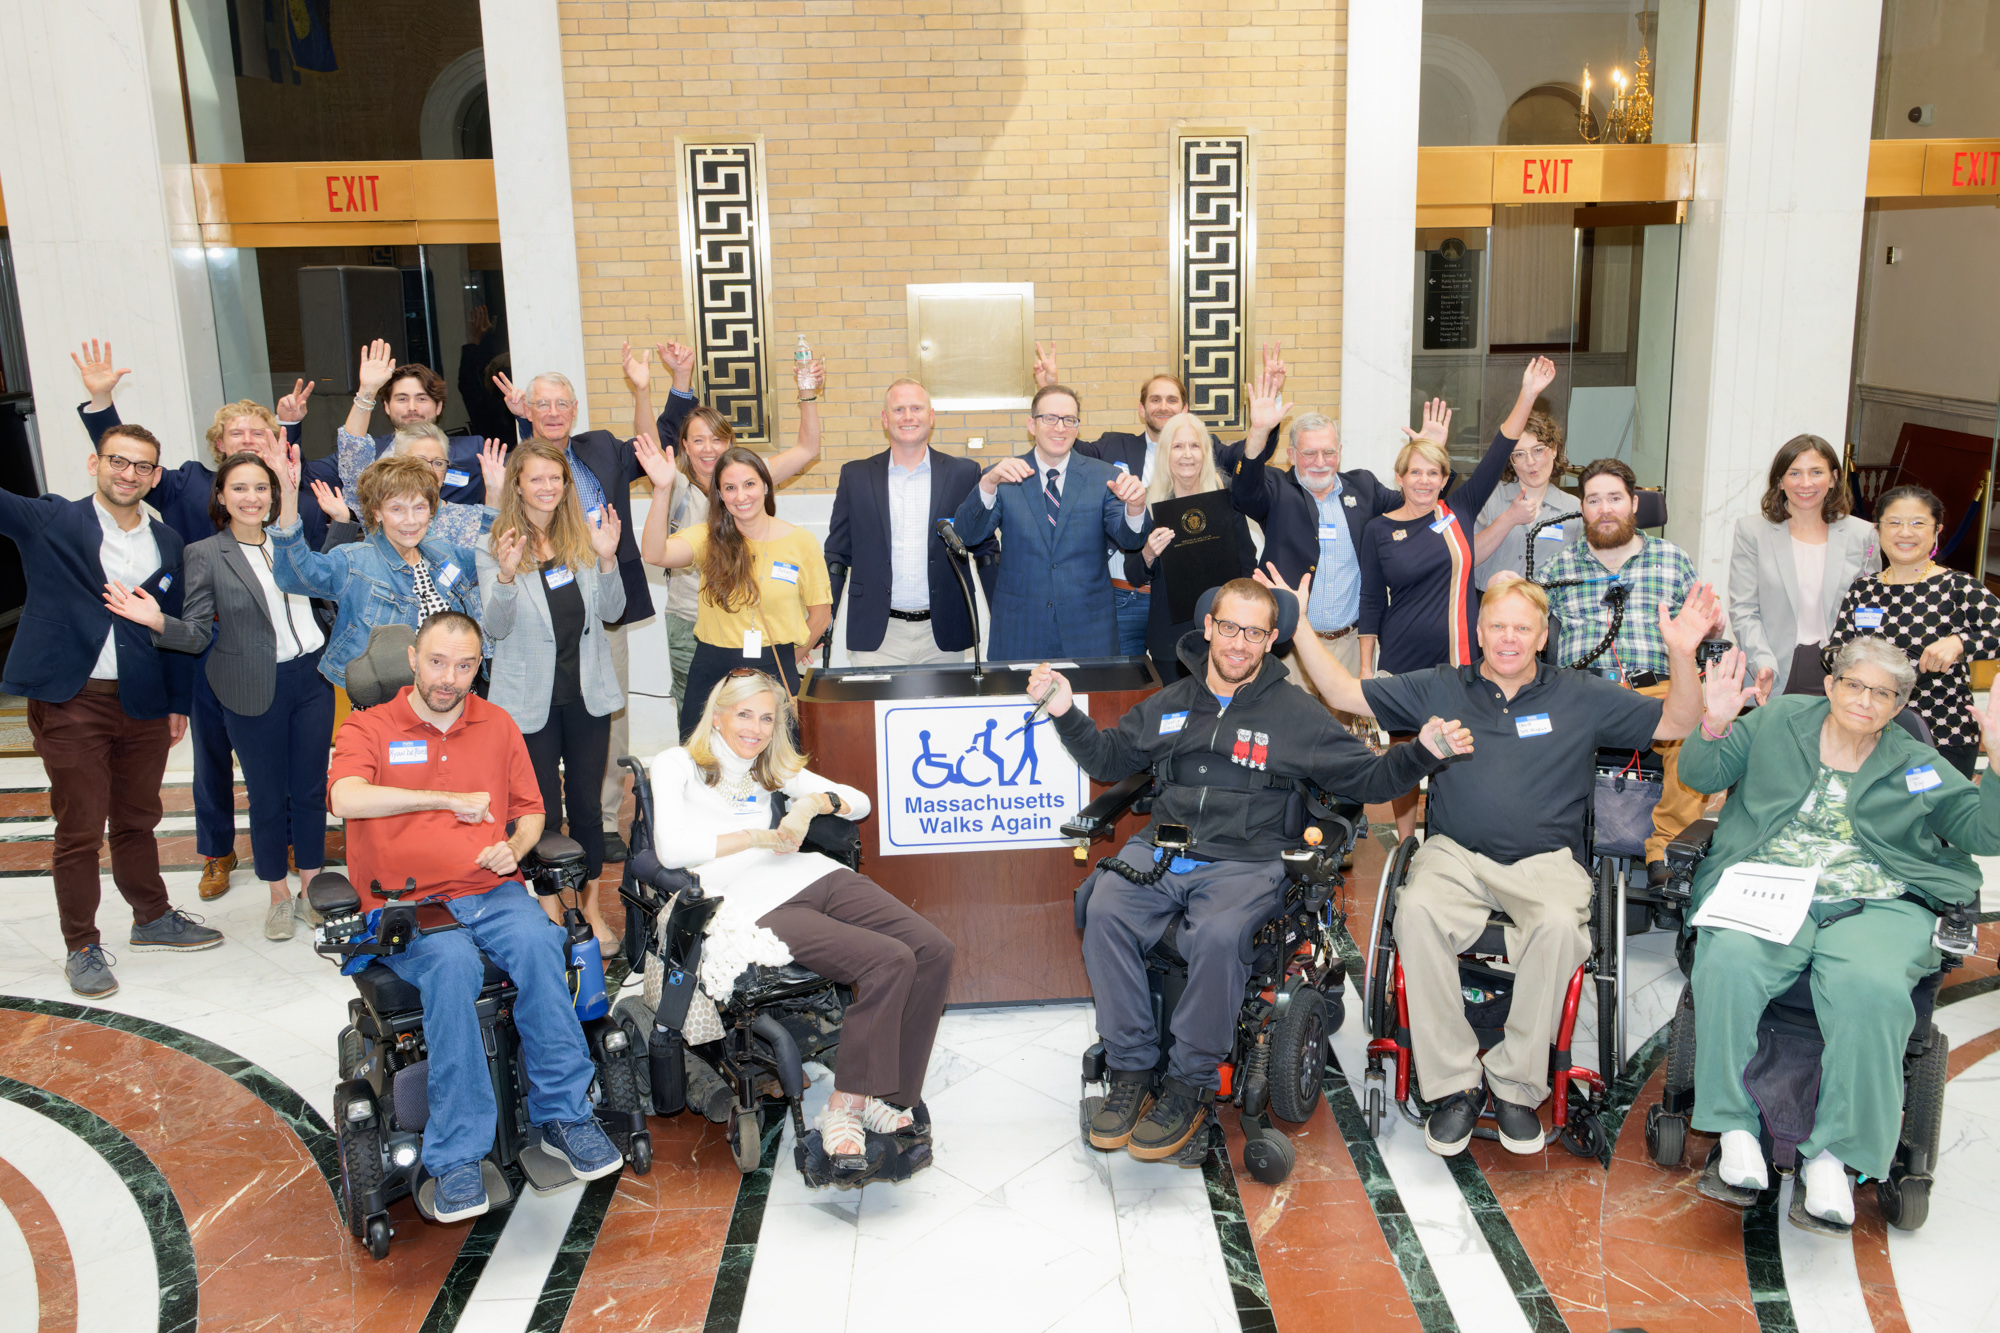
top-left (952, 384), bottom-right (1149, 661)
top-left (0, 422), bottom-right (224, 1000)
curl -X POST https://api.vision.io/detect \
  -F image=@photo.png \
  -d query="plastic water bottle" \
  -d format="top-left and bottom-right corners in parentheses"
top-left (795, 334), bottom-right (815, 391)
top-left (564, 909), bottom-right (609, 1020)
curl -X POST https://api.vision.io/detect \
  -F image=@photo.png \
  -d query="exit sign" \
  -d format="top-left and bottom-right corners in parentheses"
top-left (1490, 150), bottom-right (1606, 204)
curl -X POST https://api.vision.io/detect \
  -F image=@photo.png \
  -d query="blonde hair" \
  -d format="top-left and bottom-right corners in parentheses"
top-left (204, 400), bottom-right (282, 462)
top-left (1395, 437), bottom-right (1453, 480)
top-left (1146, 412), bottom-right (1223, 503)
top-left (1479, 573), bottom-right (1550, 624)
top-left (684, 671), bottom-right (808, 789)
top-left (490, 441), bottom-right (600, 576)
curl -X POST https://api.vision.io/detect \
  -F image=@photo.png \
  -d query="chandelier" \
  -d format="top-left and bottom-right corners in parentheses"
top-left (1579, 46), bottom-right (1654, 144)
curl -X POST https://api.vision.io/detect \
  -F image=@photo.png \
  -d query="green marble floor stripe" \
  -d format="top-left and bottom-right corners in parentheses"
top-left (0, 1072), bottom-right (199, 1333)
top-left (416, 1169), bottom-right (524, 1333)
top-left (1441, 1154), bottom-right (1570, 1332)
top-left (1198, 1124), bottom-right (1276, 1332)
top-left (525, 1173), bottom-right (622, 1332)
top-left (1742, 1186), bottom-right (1800, 1333)
top-left (702, 1110), bottom-right (785, 1333)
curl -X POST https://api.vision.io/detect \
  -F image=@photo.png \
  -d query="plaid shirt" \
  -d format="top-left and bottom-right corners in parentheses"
top-left (1539, 535), bottom-right (1697, 677)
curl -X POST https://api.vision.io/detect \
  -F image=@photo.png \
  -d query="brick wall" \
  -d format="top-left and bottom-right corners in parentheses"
top-left (559, 0), bottom-right (1345, 490)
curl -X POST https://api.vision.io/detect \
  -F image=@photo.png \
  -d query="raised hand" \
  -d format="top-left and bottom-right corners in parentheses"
top-left (1968, 683), bottom-right (2000, 757)
top-left (620, 340), bottom-right (651, 391)
top-left (1108, 470), bottom-right (1148, 516)
top-left (356, 339), bottom-right (396, 397)
top-left (491, 528), bottom-right (527, 581)
top-left (1523, 354), bottom-right (1557, 398)
top-left (1753, 666), bottom-right (1776, 707)
top-left (1247, 373), bottom-right (1290, 438)
top-left (103, 579), bottom-right (165, 631)
top-left (981, 457), bottom-right (1035, 494)
top-left (1025, 662), bottom-right (1075, 718)
top-left (281, 443), bottom-right (303, 493)
top-left (658, 339), bottom-right (696, 392)
top-left (1660, 582), bottom-right (1720, 660)
top-left (1504, 488), bottom-right (1539, 528)
top-left (478, 438), bottom-right (508, 498)
top-left (1032, 341), bottom-right (1059, 389)
top-left (1700, 646), bottom-right (1759, 730)
top-left (1261, 339), bottom-right (1287, 391)
top-left (1141, 526), bottom-right (1175, 566)
top-left (277, 377), bottom-right (315, 422)
top-left (633, 431), bottom-right (677, 486)
top-left (70, 339), bottom-right (130, 408)
top-left (1254, 560), bottom-right (1308, 604)
top-left (1419, 716), bottom-right (1474, 759)
top-left (493, 371), bottom-right (528, 419)
top-left (1401, 397), bottom-right (1453, 446)
top-left (588, 506), bottom-right (622, 562)
top-left (309, 480), bottom-right (351, 525)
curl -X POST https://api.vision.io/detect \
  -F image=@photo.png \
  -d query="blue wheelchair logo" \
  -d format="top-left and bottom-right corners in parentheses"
top-left (911, 710), bottom-right (1050, 789)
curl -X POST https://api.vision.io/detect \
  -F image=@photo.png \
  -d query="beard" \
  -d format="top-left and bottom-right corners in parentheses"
top-left (1209, 648), bottom-right (1262, 688)
top-left (1585, 512), bottom-right (1637, 550)
top-left (419, 681), bottom-right (468, 713)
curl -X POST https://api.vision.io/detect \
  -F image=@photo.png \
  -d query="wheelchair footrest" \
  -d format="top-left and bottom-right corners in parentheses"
top-left (518, 1130), bottom-right (583, 1194)
top-left (795, 1127), bottom-right (933, 1189)
top-left (414, 1160), bottom-right (513, 1221)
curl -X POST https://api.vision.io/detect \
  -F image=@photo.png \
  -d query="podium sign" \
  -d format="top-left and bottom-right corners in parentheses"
top-left (872, 694), bottom-right (1090, 856)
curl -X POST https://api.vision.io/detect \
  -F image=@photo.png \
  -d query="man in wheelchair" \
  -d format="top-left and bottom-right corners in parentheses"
top-left (323, 612), bottom-right (623, 1223)
top-left (1028, 578), bottom-right (1471, 1161)
top-left (1278, 570), bottom-right (1719, 1155)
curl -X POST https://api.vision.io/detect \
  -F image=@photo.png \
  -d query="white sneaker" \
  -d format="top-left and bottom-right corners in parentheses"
top-left (1719, 1130), bottom-right (1768, 1191)
top-left (1801, 1150), bottom-right (1854, 1225)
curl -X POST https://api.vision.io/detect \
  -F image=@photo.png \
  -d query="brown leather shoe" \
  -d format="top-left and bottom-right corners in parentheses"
top-left (198, 852), bottom-right (237, 901)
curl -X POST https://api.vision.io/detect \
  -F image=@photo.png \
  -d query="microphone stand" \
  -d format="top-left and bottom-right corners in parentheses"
top-left (823, 561), bottom-right (847, 673)
top-left (934, 519), bottom-right (984, 684)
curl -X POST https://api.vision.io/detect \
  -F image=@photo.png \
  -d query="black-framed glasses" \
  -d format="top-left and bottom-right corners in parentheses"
top-left (1032, 413), bottom-right (1081, 429)
top-left (100, 453), bottom-right (159, 477)
top-left (1211, 617), bottom-right (1272, 645)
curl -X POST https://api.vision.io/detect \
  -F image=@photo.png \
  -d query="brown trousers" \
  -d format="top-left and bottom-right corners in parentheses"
top-left (758, 869), bottom-right (955, 1105)
top-left (28, 689), bottom-right (174, 951)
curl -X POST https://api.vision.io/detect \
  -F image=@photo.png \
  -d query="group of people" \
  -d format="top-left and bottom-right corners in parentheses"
top-left (10, 328), bottom-right (1997, 1231)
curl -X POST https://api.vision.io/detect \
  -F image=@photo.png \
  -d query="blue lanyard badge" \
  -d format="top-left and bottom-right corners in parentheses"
top-left (1159, 710), bottom-right (1188, 735)
top-left (771, 561), bottom-right (800, 585)
top-left (388, 740), bottom-right (428, 765)
top-left (1514, 713), bottom-right (1552, 738)
top-left (1854, 607), bottom-right (1884, 629)
top-left (437, 562), bottom-right (461, 589)
top-left (1429, 510), bottom-right (1456, 534)
top-left (1906, 764), bottom-right (1942, 793)
top-left (543, 565), bottom-right (576, 589)
top-left (443, 468), bottom-right (470, 487)
top-left (158, 572), bottom-right (173, 591)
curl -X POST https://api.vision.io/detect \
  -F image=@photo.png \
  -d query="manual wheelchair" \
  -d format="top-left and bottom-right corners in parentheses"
top-left (312, 833), bottom-right (651, 1261)
top-left (1063, 773), bottom-right (1363, 1185)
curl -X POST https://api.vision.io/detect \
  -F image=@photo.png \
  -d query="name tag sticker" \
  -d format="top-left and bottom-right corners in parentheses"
top-left (1160, 710), bottom-right (1189, 735)
top-left (543, 565), bottom-right (576, 589)
top-left (1317, 524), bottom-right (1342, 542)
top-left (1537, 524), bottom-right (1565, 540)
top-left (443, 469), bottom-right (470, 487)
top-left (1429, 511), bottom-right (1457, 533)
top-left (1906, 764), bottom-right (1942, 793)
top-left (437, 562), bottom-right (461, 588)
top-left (1855, 607), bottom-right (1885, 629)
top-left (771, 561), bottom-right (800, 585)
top-left (388, 740), bottom-right (428, 765)
top-left (1515, 713), bottom-right (1553, 738)
top-left (157, 573), bottom-right (173, 590)
top-left (1114, 461), bottom-right (1131, 473)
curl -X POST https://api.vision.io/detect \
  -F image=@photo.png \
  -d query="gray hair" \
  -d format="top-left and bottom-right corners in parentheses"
top-left (392, 423), bottom-right (450, 454)
top-left (1829, 636), bottom-right (1918, 711)
top-left (1289, 412), bottom-right (1338, 452)
top-left (528, 371), bottom-right (579, 406)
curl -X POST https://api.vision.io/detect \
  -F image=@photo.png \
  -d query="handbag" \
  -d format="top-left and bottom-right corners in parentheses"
top-left (1592, 749), bottom-right (1664, 859)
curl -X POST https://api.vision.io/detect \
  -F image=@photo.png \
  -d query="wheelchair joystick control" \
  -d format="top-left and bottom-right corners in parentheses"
top-left (1935, 904), bottom-right (1977, 957)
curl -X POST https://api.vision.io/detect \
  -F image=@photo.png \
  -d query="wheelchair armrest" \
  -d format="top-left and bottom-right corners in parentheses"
top-left (307, 872), bottom-right (360, 918)
top-left (1061, 773), bottom-right (1155, 842)
top-left (627, 848), bottom-right (704, 903)
top-left (800, 815), bottom-right (862, 868)
top-left (1660, 816), bottom-right (1717, 903)
top-left (525, 832), bottom-right (589, 897)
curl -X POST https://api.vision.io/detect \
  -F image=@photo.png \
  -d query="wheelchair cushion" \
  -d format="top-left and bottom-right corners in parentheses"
top-left (353, 955), bottom-right (512, 1018)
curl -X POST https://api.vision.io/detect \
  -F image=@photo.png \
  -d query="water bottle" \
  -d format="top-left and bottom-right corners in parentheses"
top-left (794, 334), bottom-right (815, 392)
top-left (564, 908), bottom-right (609, 1020)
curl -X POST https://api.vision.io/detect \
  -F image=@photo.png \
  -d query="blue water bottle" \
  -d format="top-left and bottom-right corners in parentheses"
top-left (563, 908), bottom-right (609, 1020)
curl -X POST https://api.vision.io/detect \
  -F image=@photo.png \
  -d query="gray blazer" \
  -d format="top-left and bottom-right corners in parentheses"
top-left (476, 539), bottom-right (627, 733)
top-left (1728, 513), bottom-right (1881, 693)
top-left (177, 530), bottom-right (328, 715)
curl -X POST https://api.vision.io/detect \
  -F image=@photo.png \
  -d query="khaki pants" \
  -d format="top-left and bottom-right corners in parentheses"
top-left (1636, 680), bottom-right (1705, 863)
top-left (849, 615), bottom-right (968, 668)
top-left (599, 621), bottom-right (630, 832)
top-left (1398, 835), bottom-right (1593, 1106)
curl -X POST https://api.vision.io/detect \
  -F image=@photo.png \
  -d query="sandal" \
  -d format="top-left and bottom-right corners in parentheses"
top-left (862, 1098), bottom-right (914, 1135)
top-left (818, 1101), bottom-right (867, 1162)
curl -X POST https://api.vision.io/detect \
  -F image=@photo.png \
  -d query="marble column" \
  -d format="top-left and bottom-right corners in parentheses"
top-left (1665, 0), bottom-right (1884, 579)
top-left (0, 0), bottom-right (225, 498)
top-left (480, 0), bottom-right (591, 428)
top-left (1339, 2), bottom-right (1425, 479)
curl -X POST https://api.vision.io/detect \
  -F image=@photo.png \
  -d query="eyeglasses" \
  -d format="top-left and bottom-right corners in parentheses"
top-left (1881, 518), bottom-right (1935, 532)
top-left (1831, 675), bottom-right (1898, 706)
top-left (100, 453), bottom-right (159, 477)
top-left (1295, 448), bottom-right (1339, 463)
top-left (1032, 413), bottom-right (1081, 429)
top-left (1211, 617), bottom-right (1273, 645)
top-left (1509, 445), bottom-right (1552, 464)
top-left (416, 457), bottom-right (448, 472)
top-left (529, 398), bottom-right (577, 413)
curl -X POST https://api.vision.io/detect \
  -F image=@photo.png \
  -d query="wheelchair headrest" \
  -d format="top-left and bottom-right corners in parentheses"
top-left (1192, 583), bottom-right (1300, 644)
top-left (345, 624), bottom-right (418, 709)
top-left (1635, 487), bottom-right (1666, 529)
top-left (1892, 707), bottom-right (1933, 746)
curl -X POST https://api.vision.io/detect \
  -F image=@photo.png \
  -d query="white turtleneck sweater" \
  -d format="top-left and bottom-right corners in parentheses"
top-left (649, 741), bottom-right (871, 993)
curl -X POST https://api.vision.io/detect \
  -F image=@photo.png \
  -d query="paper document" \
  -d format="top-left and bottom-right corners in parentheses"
top-left (1689, 862), bottom-right (1818, 945)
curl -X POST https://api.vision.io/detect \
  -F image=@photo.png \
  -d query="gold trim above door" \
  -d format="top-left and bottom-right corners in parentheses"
top-left (185, 159), bottom-right (499, 246)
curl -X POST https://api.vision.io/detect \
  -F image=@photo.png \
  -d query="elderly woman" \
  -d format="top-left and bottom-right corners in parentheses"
top-left (328, 421), bottom-right (505, 548)
top-left (1126, 410), bottom-right (1257, 679)
top-left (1680, 637), bottom-right (2000, 1234)
top-left (269, 452), bottom-right (488, 687)
top-left (651, 670), bottom-right (953, 1182)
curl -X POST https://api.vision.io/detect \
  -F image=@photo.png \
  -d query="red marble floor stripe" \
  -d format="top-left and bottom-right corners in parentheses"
top-left (0, 1007), bottom-right (465, 1333)
top-left (0, 1152), bottom-right (79, 1333)
top-left (1947, 1026), bottom-right (2000, 1079)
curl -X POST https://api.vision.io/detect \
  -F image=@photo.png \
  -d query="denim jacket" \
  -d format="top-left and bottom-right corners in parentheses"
top-left (268, 520), bottom-right (484, 685)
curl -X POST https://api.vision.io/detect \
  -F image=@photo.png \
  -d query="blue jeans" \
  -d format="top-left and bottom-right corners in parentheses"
top-left (1113, 587), bottom-right (1151, 659)
top-left (382, 880), bottom-right (595, 1173)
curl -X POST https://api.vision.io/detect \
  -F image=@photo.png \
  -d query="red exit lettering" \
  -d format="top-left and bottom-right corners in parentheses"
top-left (1520, 157), bottom-right (1575, 196)
top-left (323, 174), bottom-right (384, 213)
top-left (1951, 151), bottom-right (1999, 189)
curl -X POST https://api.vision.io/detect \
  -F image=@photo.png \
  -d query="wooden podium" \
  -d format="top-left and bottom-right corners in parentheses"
top-left (797, 661), bottom-right (1159, 1004)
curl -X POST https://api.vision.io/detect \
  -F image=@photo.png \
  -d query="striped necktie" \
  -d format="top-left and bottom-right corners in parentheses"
top-left (1044, 467), bottom-right (1061, 526)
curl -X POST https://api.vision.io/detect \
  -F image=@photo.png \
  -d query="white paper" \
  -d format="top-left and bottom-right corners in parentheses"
top-left (1690, 862), bottom-right (1819, 945)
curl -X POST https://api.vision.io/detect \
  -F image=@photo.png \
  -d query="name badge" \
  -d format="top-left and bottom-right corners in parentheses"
top-left (1114, 461), bottom-right (1131, 473)
top-left (1855, 607), bottom-right (1884, 629)
top-left (437, 562), bottom-right (462, 589)
top-left (543, 565), bottom-right (576, 589)
top-left (1317, 524), bottom-right (1342, 542)
top-left (742, 628), bottom-right (763, 659)
top-left (1160, 710), bottom-right (1189, 735)
top-left (1515, 713), bottom-right (1552, 738)
top-left (1429, 511), bottom-right (1456, 533)
top-left (443, 468), bottom-right (470, 487)
top-left (1537, 524), bottom-right (1565, 540)
top-left (1906, 764), bottom-right (1942, 793)
top-left (388, 740), bottom-right (428, 765)
top-left (157, 573), bottom-right (173, 591)
top-left (771, 561), bottom-right (800, 585)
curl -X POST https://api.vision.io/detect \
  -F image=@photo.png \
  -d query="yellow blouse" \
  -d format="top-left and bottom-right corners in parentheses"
top-left (680, 523), bottom-right (832, 648)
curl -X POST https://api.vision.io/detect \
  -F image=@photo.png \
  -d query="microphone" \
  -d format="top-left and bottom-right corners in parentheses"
top-left (934, 518), bottom-right (970, 558)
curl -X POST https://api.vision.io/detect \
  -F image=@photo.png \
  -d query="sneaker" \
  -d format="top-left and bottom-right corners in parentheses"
top-left (129, 907), bottom-right (224, 952)
top-left (542, 1117), bottom-right (623, 1180)
top-left (65, 944), bottom-right (117, 998)
top-left (1492, 1096), bottom-right (1545, 1154)
top-left (1087, 1069), bottom-right (1158, 1150)
top-left (1423, 1090), bottom-right (1480, 1156)
top-left (1127, 1077), bottom-right (1209, 1161)
top-left (264, 897), bottom-right (297, 941)
top-left (197, 852), bottom-right (236, 901)
top-left (602, 831), bottom-right (629, 864)
top-left (430, 1161), bottom-right (489, 1223)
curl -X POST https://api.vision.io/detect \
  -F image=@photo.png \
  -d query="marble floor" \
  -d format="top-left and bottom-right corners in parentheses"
top-left (1, 748), bottom-right (1999, 1332)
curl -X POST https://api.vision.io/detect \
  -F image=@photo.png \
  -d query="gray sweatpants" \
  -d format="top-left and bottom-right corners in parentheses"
top-left (1081, 837), bottom-right (1288, 1092)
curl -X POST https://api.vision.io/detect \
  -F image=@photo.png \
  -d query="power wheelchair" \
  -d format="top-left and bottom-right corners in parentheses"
top-left (608, 757), bottom-right (932, 1189)
top-left (1064, 772), bottom-right (1364, 1185)
top-left (311, 833), bottom-right (651, 1261)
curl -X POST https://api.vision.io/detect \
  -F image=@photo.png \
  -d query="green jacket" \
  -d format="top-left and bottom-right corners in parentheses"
top-left (1678, 694), bottom-right (1998, 914)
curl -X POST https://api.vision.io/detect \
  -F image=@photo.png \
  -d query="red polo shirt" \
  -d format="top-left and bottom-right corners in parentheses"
top-left (328, 687), bottom-right (544, 910)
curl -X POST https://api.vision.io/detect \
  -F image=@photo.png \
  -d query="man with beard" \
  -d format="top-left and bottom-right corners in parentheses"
top-left (327, 611), bottom-right (622, 1222)
top-left (1027, 579), bottom-right (1468, 1160)
top-left (1536, 458), bottom-right (1737, 885)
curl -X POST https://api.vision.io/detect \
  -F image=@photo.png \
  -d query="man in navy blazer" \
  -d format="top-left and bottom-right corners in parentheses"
top-left (825, 380), bottom-right (997, 665)
top-left (319, 341), bottom-right (490, 505)
top-left (952, 384), bottom-right (1149, 661)
top-left (0, 422), bottom-right (223, 1000)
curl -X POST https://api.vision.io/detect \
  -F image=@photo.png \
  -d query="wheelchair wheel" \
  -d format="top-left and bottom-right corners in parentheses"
top-left (364, 1216), bottom-right (391, 1262)
top-left (1645, 1103), bottom-right (1687, 1168)
top-left (1268, 988), bottom-right (1328, 1124)
top-left (1363, 837), bottom-right (1418, 1039)
top-left (611, 996), bottom-right (655, 1111)
top-left (598, 1050), bottom-right (646, 1164)
top-left (1558, 1109), bottom-right (1608, 1161)
top-left (1878, 1173), bottom-right (1931, 1232)
top-left (629, 1133), bottom-right (654, 1176)
top-left (1663, 983), bottom-right (1696, 1097)
top-left (336, 1112), bottom-right (386, 1246)
top-left (730, 1106), bottom-right (761, 1173)
top-left (1364, 1074), bottom-right (1386, 1141)
top-left (337, 1025), bottom-right (366, 1082)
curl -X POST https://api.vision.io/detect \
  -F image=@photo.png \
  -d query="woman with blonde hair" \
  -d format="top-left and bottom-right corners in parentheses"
top-left (650, 669), bottom-right (952, 1182)
top-left (477, 442), bottom-right (627, 938)
top-left (1127, 411), bottom-right (1257, 678)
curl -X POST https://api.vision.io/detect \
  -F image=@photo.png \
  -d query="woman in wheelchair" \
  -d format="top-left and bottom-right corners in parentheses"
top-left (1680, 636), bottom-right (2000, 1233)
top-left (652, 669), bottom-right (954, 1179)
